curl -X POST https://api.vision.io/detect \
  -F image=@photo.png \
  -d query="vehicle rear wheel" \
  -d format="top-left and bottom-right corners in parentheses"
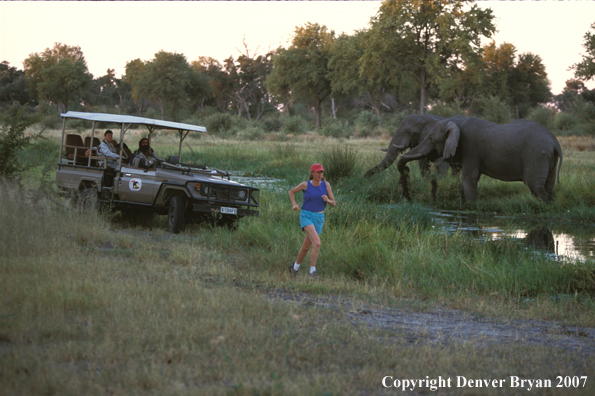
top-left (167, 195), bottom-right (186, 234)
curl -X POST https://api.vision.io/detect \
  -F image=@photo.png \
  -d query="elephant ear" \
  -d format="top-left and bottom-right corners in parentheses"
top-left (443, 121), bottom-right (460, 160)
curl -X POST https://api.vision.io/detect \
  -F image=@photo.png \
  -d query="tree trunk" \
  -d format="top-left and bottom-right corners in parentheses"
top-left (315, 97), bottom-right (322, 129)
top-left (419, 70), bottom-right (427, 115)
top-left (331, 97), bottom-right (336, 119)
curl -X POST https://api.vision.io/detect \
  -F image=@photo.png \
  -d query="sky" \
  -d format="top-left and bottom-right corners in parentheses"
top-left (1, 1), bottom-right (594, 96)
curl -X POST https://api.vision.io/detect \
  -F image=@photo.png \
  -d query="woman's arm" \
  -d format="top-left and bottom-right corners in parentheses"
top-left (323, 182), bottom-right (336, 207)
top-left (288, 182), bottom-right (307, 211)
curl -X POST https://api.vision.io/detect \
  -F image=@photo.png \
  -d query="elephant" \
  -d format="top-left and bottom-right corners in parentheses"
top-left (397, 117), bottom-right (563, 203)
top-left (364, 114), bottom-right (456, 178)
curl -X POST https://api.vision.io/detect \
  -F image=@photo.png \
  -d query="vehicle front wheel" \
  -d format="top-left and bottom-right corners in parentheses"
top-left (77, 188), bottom-right (99, 213)
top-left (167, 195), bottom-right (186, 234)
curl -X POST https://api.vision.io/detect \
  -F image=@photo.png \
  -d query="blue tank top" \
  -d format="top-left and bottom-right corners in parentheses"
top-left (302, 180), bottom-right (327, 212)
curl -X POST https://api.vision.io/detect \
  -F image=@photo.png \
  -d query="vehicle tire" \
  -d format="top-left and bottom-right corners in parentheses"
top-left (77, 188), bottom-right (99, 213)
top-left (167, 195), bottom-right (186, 234)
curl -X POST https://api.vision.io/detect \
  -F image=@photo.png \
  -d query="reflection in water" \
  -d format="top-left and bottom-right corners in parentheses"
top-left (432, 211), bottom-right (595, 262)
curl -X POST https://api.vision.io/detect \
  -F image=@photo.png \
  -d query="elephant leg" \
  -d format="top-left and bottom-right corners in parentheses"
top-left (525, 167), bottom-right (552, 203)
top-left (460, 167), bottom-right (480, 203)
top-left (544, 157), bottom-right (559, 199)
top-left (418, 158), bottom-right (430, 178)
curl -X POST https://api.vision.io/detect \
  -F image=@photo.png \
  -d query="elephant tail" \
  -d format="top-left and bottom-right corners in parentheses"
top-left (556, 148), bottom-right (563, 185)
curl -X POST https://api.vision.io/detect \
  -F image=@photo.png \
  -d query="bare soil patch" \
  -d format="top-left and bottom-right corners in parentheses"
top-left (267, 289), bottom-right (595, 358)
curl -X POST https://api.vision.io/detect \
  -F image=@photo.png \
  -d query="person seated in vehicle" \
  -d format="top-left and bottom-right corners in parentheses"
top-left (98, 130), bottom-right (121, 169)
top-left (130, 137), bottom-right (162, 164)
top-left (132, 144), bottom-right (156, 168)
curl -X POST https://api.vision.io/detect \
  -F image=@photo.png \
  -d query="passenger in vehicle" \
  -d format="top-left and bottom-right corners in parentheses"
top-left (132, 145), bottom-right (156, 168)
top-left (130, 138), bottom-right (162, 164)
top-left (98, 130), bottom-right (121, 168)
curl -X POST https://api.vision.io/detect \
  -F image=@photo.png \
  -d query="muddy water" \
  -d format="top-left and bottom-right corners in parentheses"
top-left (432, 210), bottom-right (595, 262)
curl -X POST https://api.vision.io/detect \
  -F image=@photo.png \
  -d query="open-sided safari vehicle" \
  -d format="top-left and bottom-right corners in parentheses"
top-left (55, 112), bottom-right (259, 233)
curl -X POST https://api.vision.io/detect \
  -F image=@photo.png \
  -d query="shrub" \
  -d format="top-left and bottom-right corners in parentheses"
top-left (282, 116), bottom-right (306, 134)
top-left (319, 145), bottom-right (359, 181)
top-left (554, 112), bottom-right (577, 132)
top-left (474, 95), bottom-right (513, 124)
top-left (0, 107), bottom-right (41, 180)
top-left (526, 106), bottom-right (554, 129)
top-left (428, 102), bottom-right (463, 118)
top-left (260, 115), bottom-right (283, 132)
top-left (355, 110), bottom-right (380, 137)
top-left (320, 119), bottom-right (349, 138)
top-left (205, 112), bottom-right (236, 135)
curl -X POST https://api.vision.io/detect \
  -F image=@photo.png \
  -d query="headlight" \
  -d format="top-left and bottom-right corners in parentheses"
top-left (201, 184), bottom-right (211, 197)
top-left (237, 189), bottom-right (247, 200)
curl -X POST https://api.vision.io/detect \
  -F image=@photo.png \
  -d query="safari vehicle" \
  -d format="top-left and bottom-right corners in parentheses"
top-left (55, 111), bottom-right (259, 233)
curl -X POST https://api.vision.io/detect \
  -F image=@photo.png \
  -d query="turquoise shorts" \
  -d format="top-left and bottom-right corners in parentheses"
top-left (300, 210), bottom-right (325, 235)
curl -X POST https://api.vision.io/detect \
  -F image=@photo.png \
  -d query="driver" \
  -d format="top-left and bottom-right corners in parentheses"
top-left (130, 137), bottom-right (162, 164)
top-left (132, 145), bottom-right (156, 168)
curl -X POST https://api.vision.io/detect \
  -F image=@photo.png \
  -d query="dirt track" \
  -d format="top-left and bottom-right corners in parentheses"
top-left (267, 289), bottom-right (595, 357)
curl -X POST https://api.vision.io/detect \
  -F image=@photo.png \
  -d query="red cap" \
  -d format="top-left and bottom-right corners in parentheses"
top-left (310, 163), bottom-right (324, 172)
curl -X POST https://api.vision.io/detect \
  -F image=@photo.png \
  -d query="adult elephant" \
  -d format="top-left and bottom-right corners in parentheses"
top-left (364, 114), bottom-right (453, 178)
top-left (397, 117), bottom-right (563, 203)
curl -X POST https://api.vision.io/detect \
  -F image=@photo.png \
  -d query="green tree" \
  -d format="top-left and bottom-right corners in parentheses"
top-left (123, 59), bottom-right (149, 116)
top-left (508, 52), bottom-right (551, 118)
top-left (267, 22), bottom-right (335, 129)
top-left (0, 62), bottom-right (34, 107)
top-left (23, 43), bottom-right (92, 113)
top-left (0, 106), bottom-right (41, 181)
top-left (572, 22), bottom-right (595, 82)
top-left (363, 0), bottom-right (496, 114)
top-left (192, 56), bottom-right (233, 112)
top-left (329, 31), bottom-right (395, 116)
top-left (143, 51), bottom-right (191, 120)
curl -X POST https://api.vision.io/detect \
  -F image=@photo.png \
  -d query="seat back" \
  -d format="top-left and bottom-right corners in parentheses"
top-left (84, 136), bottom-right (101, 149)
top-left (65, 134), bottom-right (85, 157)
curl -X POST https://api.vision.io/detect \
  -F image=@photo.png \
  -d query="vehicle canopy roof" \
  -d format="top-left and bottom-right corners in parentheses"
top-left (61, 111), bottom-right (207, 133)
top-left (59, 111), bottom-right (207, 163)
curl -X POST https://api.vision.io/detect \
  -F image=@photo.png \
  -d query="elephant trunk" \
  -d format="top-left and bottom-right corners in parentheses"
top-left (363, 143), bottom-right (404, 178)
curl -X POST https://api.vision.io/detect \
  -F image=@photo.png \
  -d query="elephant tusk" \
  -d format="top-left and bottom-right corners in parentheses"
top-left (401, 153), bottom-right (424, 160)
top-left (392, 144), bottom-right (406, 150)
top-left (380, 148), bottom-right (388, 152)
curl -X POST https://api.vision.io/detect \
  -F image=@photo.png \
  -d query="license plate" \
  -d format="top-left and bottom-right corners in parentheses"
top-left (221, 207), bottom-right (237, 215)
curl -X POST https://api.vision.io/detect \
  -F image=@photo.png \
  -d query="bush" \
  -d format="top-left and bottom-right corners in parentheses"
top-left (355, 110), bottom-right (380, 137)
top-left (474, 95), bottom-right (513, 124)
top-left (0, 107), bottom-right (41, 180)
top-left (282, 116), bottom-right (307, 134)
top-left (526, 106), bottom-right (554, 129)
top-left (320, 119), bottom-right (350, 138)
top-left (554, 112), bottom-right (577, 132)
top-left (319, 145), bottom-right (359, 181)
top-left (428, 102), bottom-right (464, 118)
top-left (260, 115), bottom-right (283, 132)
top-left (205, 112), bottom-right (236, 135)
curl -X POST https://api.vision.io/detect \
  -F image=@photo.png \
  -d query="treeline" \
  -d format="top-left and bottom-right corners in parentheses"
top-left (1, 1), bottom-right (595, 137)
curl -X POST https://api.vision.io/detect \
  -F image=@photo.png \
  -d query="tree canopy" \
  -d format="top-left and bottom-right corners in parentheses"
top-left (23, 43), bottom-right (92, 113)
top-left (267, 22), bottom-right (335, 128)
top-left (572, 22), bottom-right (595, 82)
top-left (363, 0), bottom-right (496, 114)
